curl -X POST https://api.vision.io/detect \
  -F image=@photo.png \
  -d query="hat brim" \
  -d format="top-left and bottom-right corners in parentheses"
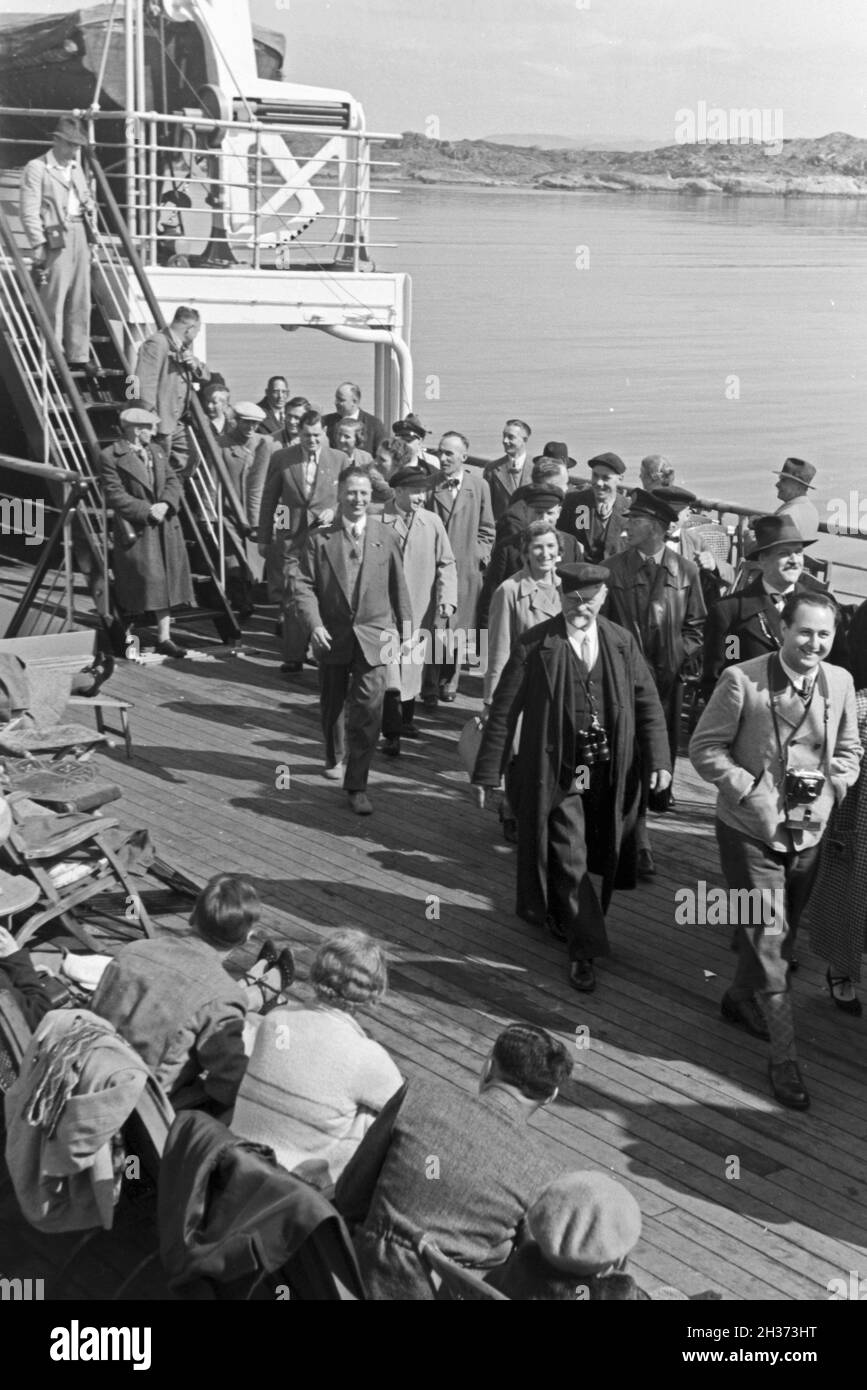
top-left (52, 127), bottom-right (88, 146)
top-left (747, 535), bottom-right (816, 558)
top-left (533, 455), bottom-right (576, 468)
top-left (772, 470), bottom-right (816, 490)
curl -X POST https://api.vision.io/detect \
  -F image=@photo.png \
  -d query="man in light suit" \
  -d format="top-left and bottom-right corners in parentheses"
top-left (258, 410), bottom-right (347, 672)
top-left (322, 382), bottom-right (387, 456)
top-left (690, 592), bottom-right (862, 1110)
top-left (287, 464), bottom-right (413, 814)
top-left (135, 306), bottom-right (210, 478)
top-left (379, 464), bottom-right (457, 753)
top-left (335, 1024), bottom-right (572, 1300)
top-left (424, 431), bottom-right (495, 703)
top-left (19, 115), bottom-right (96, 368)
top-left (483, 419), bottom-right (534, 522)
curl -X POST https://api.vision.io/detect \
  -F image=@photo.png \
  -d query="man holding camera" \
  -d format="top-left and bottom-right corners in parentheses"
top-left (472, 562), bottom-right (671, 994)
top-left (690, 593), bottom-right (862, 1110)
top-left (19, 115), bottom-right (96, 371)
top-left (135, 306), bottom-right (210, 480)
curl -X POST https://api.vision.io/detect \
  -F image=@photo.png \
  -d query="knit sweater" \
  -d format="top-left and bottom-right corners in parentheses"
top-left (231, 1002), bottom-right (402, 1188)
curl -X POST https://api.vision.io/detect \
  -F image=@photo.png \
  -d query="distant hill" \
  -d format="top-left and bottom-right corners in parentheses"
top-left (486, 134), bottom-right (667, 151)
top-left (376, 131), bottom-right (867, 198)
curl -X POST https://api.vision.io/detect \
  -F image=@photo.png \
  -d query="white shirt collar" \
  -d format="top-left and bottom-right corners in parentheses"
top-left (779, 653), bottom-right (817, 691)
top-left (567, 620), bottom-right (598, 667)
top-left (763, 580), bottom-right (796, 597)
top-left (343, 515), bottom-right (366, 537)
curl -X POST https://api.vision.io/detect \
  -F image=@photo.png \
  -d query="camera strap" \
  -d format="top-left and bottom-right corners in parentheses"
top-left (769, 654), bottom-right (829, 795)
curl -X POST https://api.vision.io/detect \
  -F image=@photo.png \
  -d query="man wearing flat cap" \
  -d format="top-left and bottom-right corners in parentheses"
top-left (701, 514), bottom-right (840, 701)
top-left (98, 403), bottom-right (195, 658)
top-left (379, 465), bottom-right (457, 752)
top-left (20, 115), bottom-right (96, 371)
top-left (773, 458), bottom-right (819, 543)
top-left (559, 453), bottom-right (630, 565)
top-left (602, 489), bottom-right (706, 875)
top-left (473, 562), bottom-right (671, 994)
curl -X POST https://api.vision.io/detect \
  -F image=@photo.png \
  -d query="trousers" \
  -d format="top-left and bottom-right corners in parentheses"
top-left (538, 783), bottom-right (609, 962)
top-left (41, 220), bottom-right (91, 362)
top-left (319, 642), bottom-right (387, 791)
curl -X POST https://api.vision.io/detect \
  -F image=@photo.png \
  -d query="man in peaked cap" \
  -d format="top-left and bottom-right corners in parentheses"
top-left (392, 414), bottom-right (440, 473)
top-left (602, 489), bottom-right (706, 876)
top-left (701, 513), bottom-right (844, 700)
top-left (473, 561), bottom-right (670, 994)
top-left (20, 115), bottom-right (97, 371)
top-left (773, 457), bottom-right (820, 543)
top-left (559, 452), bottom-right (630, 564)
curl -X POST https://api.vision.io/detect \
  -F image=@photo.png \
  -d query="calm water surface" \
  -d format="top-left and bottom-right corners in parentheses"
top-left (211, 184), bottom-right (866, 531)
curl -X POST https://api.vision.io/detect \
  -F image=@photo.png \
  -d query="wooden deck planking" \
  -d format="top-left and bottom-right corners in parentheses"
top-left (3, 628), bottom-right (865, 1301)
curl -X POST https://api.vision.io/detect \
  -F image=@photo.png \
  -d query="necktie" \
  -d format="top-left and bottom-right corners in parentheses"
top-left (445, 478), bottom-right (460, 491)
top-left (305, 455), bottom-right (317, 491)
top-left (351, 522), bottom-right (363, 542)
top-left (771, 592), bottom-right (785, 611)
top-left (643, 555), bottom-right (658, 579)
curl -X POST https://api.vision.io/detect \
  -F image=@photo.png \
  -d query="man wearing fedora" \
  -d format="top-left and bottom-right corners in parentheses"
top-left (773, 458), bottom-right (820, 543)
top-left (602, 489), bottom-right (706, 876)
top-left (559, 453), bottom-right (630, 564)
top-left (483, 420), bottom-right (535, 522)
top-left (98, 403), bottom-right (195, 659)
top-left (20, 115), bottom-right (96, 371)
top-left (379, 464), bottom-right (457, 753)
top-left (701, 514), bottom-right (837, 701)
top-left (472, 562), bottom-right (671, 994)
top-left (690, 591), bottom-right (861, 1109)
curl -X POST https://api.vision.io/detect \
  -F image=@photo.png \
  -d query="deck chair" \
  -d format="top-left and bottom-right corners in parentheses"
top-left (1, 793), bottom-right (153, 951)
top-left (0, 991), bottom-right (31, 1097)
top-left (417, 1234), bottom-right (510, 1301)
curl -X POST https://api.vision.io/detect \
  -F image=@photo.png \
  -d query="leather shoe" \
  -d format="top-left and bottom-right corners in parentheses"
top-left (439, 690), bottom-right (457, 703)
top-left (546, 914), bottom-right (567, 942)
top-left (401, 722), bottom-right (420, 739)
top-left (348, 791), bottom-right (373, 815)
top-left (280, 661), bottom-right (303, 674)
top-left (768, 1060), bottom-right (810, 1111)
top-left (322, 762), bottom-right (345, 781)
top-left (826, 968), bottom-right (862, 1016)
top-left (381, 736), bottom-right (401, 757)
top-left (720, 992), bottom-right (770, 1040)
top-left (569, 959), bottom-right (596, 993)
top-left (637, 848), bottom-right (656, 880)
top-left (154, 638), bottom-right (188, 659)
top-left (276, 946), bottom-right (296, 992)
top-left (256, 938), bottom-right (279, 970)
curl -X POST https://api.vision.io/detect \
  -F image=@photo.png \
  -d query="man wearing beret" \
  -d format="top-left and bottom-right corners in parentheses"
top-left (98, 403), bottom-right (195, 658)
top-left (473, 563), bottom-right (671, 993)
top-left (559, 453), bottom-right (630, 564)
top-left (602, 488), bottom-right (706, 876)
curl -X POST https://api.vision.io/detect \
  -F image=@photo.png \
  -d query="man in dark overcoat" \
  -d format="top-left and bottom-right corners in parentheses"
top-left (602, 488), bottom-right (706, 875)
top-left (559, 452), bottom-right (631, 564)
top-left (473, 563), bottom-right (671, 994)
top-left (98, 404), bottom-right (195, 658)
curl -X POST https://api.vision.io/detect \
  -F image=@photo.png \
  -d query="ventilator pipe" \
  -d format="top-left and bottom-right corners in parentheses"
top-left (306, 323), bottom-right (412, 417)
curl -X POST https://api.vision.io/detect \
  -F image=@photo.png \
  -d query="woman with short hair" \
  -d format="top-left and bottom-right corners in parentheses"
top-left (232, 929), bottom-right (403, 1191)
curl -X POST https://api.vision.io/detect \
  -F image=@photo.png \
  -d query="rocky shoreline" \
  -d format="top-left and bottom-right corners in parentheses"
top-left (376, 132), bottom-right (867, 199)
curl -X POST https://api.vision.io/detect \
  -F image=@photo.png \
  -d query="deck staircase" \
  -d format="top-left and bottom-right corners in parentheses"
top-left (0, 160), bottom-right (243, 648)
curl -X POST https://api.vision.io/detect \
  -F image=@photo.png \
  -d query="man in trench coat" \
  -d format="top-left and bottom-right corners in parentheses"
top-left (473, 563), bottom-right (671, 994)
top-left (98, 404), bottom-right (195, 657)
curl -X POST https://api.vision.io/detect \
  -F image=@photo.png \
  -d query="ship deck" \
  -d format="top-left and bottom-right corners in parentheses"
top-left (2, 609), bottom-right (866, 1302)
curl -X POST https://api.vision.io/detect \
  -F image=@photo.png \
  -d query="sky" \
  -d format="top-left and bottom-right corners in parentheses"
top-left (7, 0), bottom-right (867, 142)
top-left (249, 0), bottom-right (867, 142)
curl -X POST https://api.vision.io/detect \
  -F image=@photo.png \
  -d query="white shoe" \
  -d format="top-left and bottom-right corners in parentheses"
top-left (322, 763), bottom-right (345, 781)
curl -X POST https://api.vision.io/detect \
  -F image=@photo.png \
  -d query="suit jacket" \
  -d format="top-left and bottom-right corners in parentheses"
top-left (255, 398), bottom-right (287, 437)
top-left (474, 615), bottom-right (671, 915)
top-left (98, 437), bottom-right (194, 613)
top-left (603, 546), bottom-right (706, 697)
top-left (483, 455), bottom-right (534, 522)
top-left (322, 408), bottom-right (387, 455)
top-left (427, 471), bottom-right (496, 631)
top-left (559, 487), bottom-right (629, 563)
top-left (19, 153), bottom-right (94, 249)
top-left (689, 655), bottom-right (862, 853)
top-left (334, 1079), bottom-right (562, 1301)
top-left (92, 934), bottom-right (248, 1112)
top-left (702, 572), bottom-right (829, 700)
top-left (288, 516), bottom-right (413, 667)
top-left (258, 443), bottom-right (347, 550)
top-left (135, 327), bottom-right (209, 435)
